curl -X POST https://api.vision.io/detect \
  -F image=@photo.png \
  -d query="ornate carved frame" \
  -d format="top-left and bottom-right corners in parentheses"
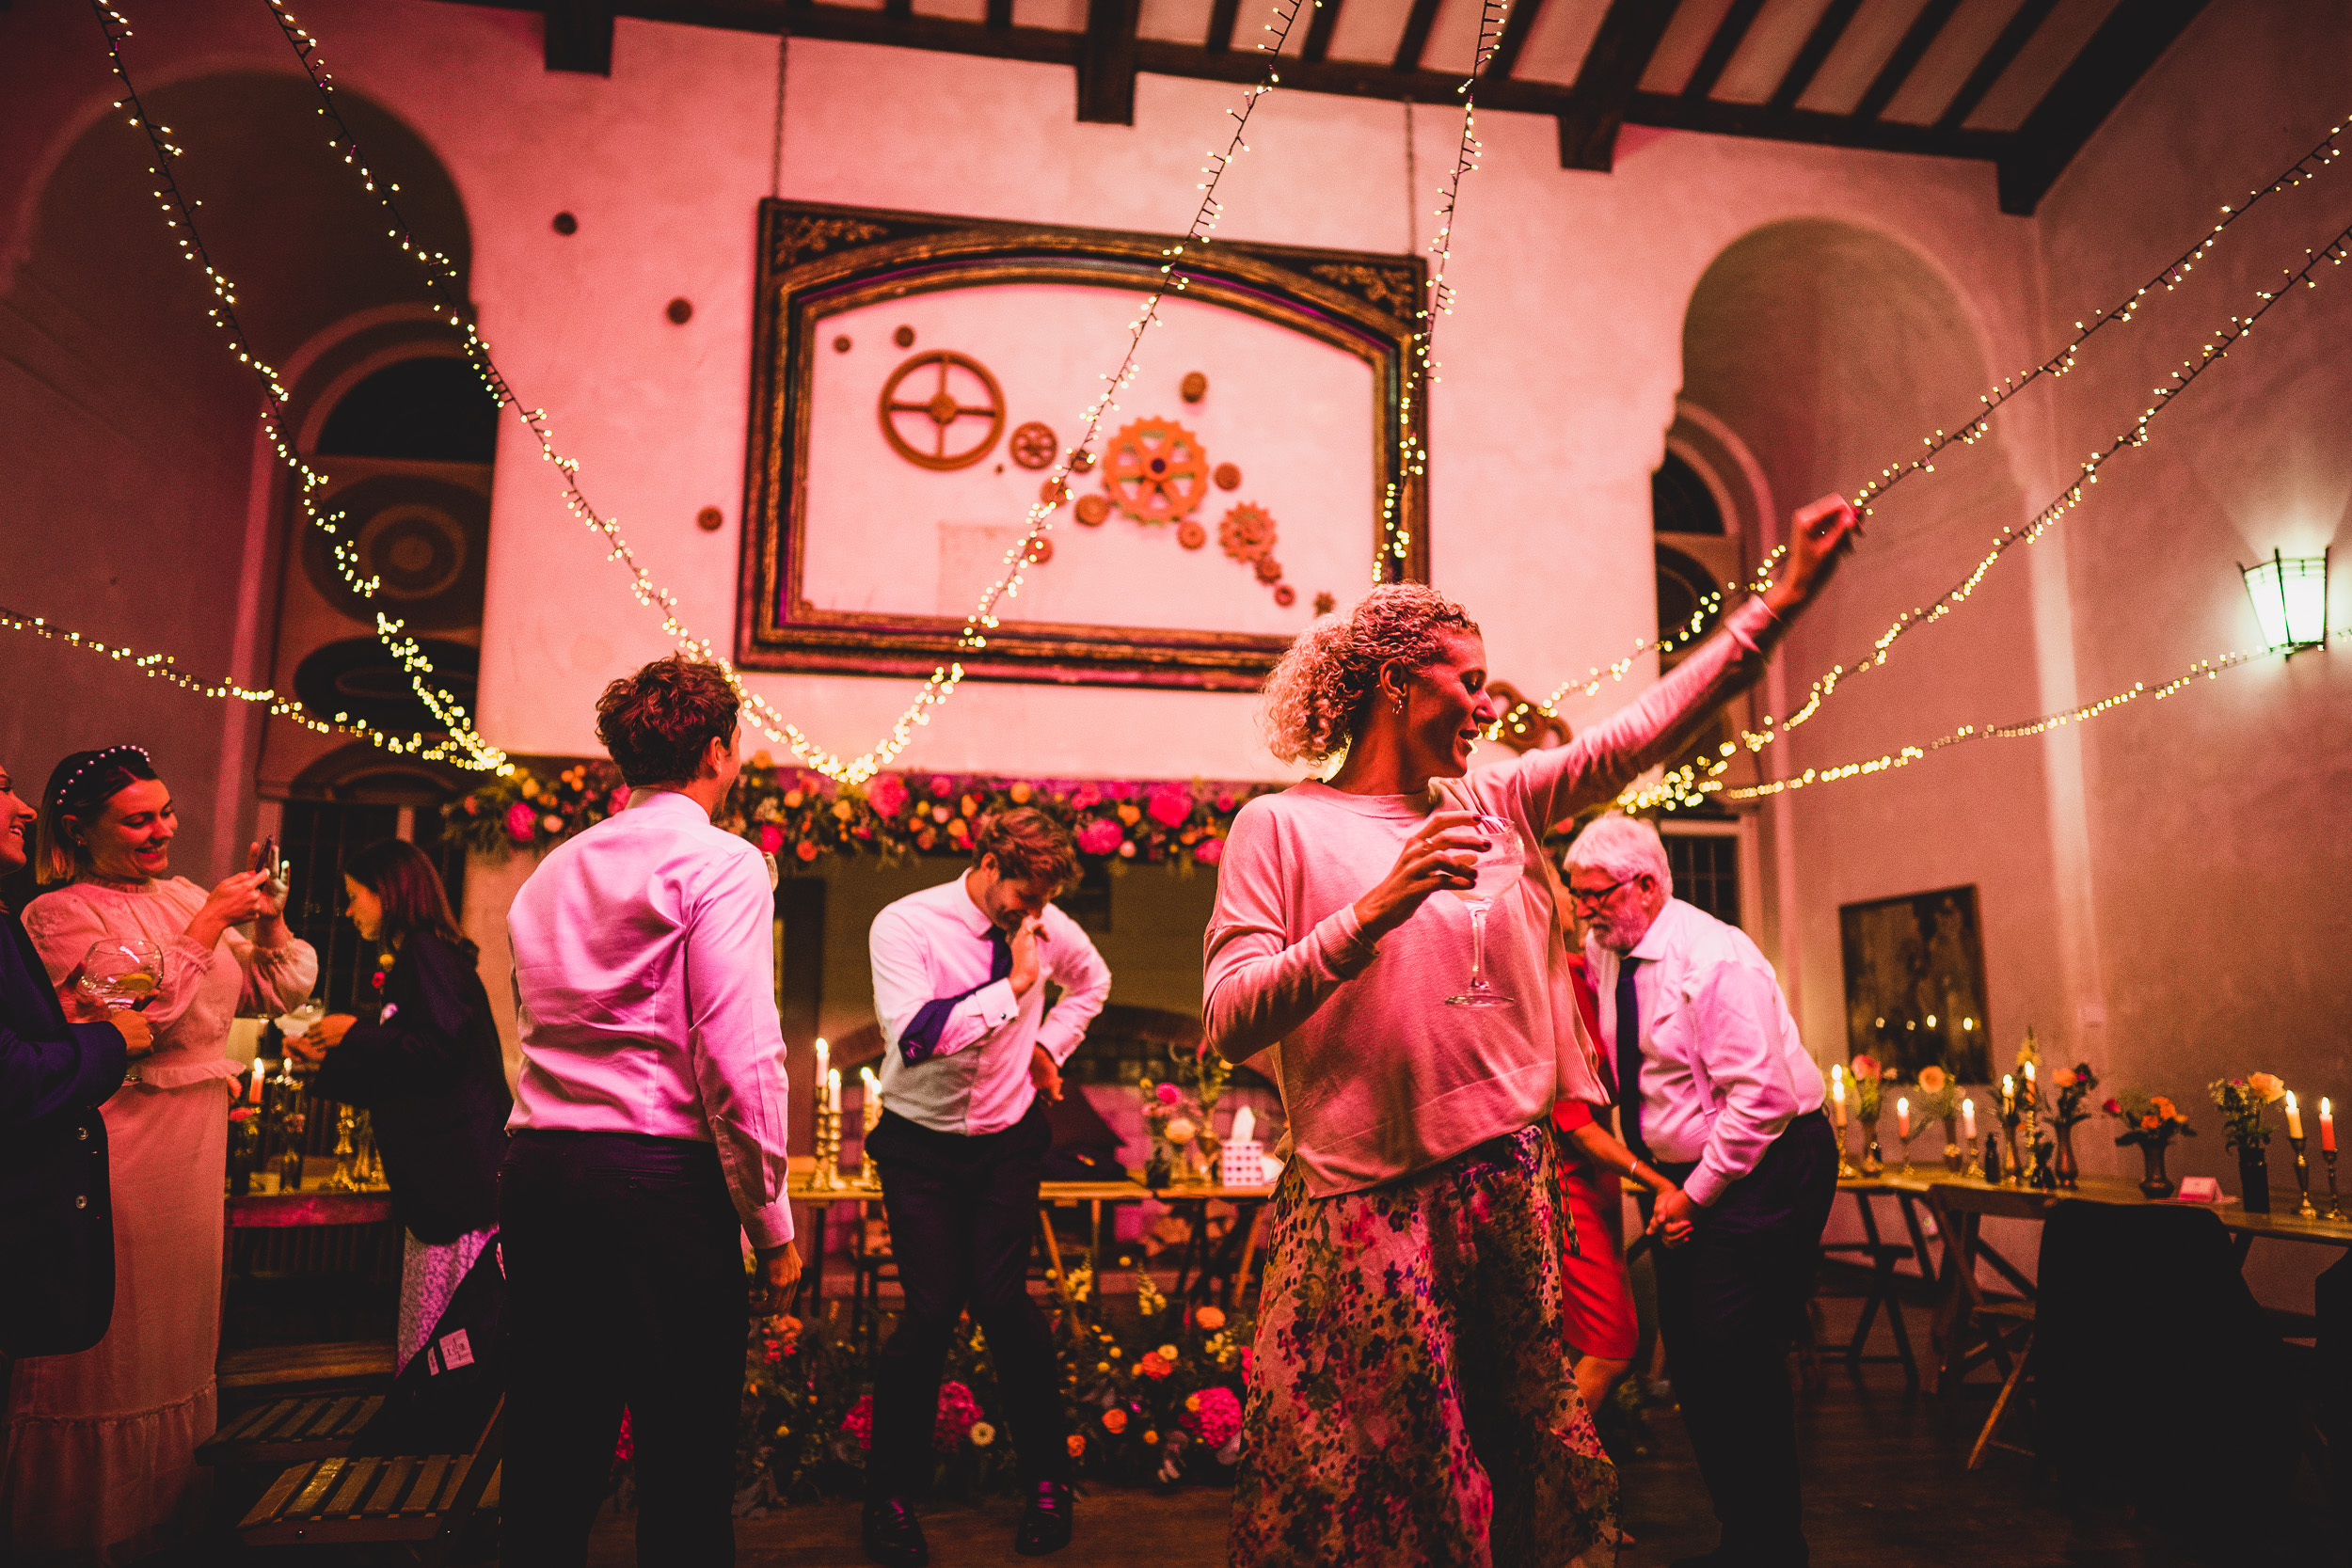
top-left (738, 199), bottom-right (1429, 690)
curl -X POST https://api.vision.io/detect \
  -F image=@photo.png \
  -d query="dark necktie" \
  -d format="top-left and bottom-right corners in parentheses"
top-left (1616, 958), bottom-right (1649, 1161)
top-left (898, 927), bottom-right (1013, 1065)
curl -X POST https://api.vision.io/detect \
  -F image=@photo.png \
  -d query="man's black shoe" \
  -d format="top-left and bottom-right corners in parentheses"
top-left (1012, 1480), bottom-right (1074, 1556)
top-left (862, 1497), bottom-right (929, 1567)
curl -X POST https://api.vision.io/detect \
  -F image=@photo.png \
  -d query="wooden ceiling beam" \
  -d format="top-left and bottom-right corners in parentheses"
top-left (1937, 0), bottom-right (2059, 132)
top-left (1301, 0), bottom-right (1343, 63)
top-left (1077, 0), bottom-right (1142, 124)
top-left (542, 0), bottom-right (616, 73)
top-left (1391, 0), bottom-right (1442, 73)
top-left (1485, 0), bottom-right (1546, 81)
top-left (1205, 0), bottom-right (1240, 54)
top-left (1682, 0), bottom-right (1767, 101)
top-left (1556, 0), bottom-right (1685, 172)
top-left (1628, 92), bottom-right (2005, 163)
top-left (1998, 0), bottom-right (2209, 214)
top-left (1852, 0), bottom-right (1962, 122)
top-left (1768, 0), bottom-right (1862, 111)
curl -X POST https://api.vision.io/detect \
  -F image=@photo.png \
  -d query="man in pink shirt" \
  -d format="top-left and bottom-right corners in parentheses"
top-left (501, 657), bottom-right (800, 1566)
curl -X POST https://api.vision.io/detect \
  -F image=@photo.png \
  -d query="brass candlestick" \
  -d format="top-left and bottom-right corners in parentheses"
top-left (1833, 1116), bottom-right (1860, 1180)
top-left (1963, 1127), bottom-right (1986, 1181)
top-left (327, 1103), bottom-right (359, 1191)
top-left (813, 1099), bottom-right (844, 1191)
top-left (2020, 1096), bottom-right (2049, 1189)
top-left (859, 1100), bottom-right (881, 1189)
top-left (2291, 1133), bottom-right (2317, 1219)
top-left (2324, 1148), bottom-right (2344, 1222)
top-left (1897, 1128), bottom-right (1915, 1179)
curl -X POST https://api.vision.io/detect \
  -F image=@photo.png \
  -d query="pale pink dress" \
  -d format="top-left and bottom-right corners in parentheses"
top-left (5, 876), bottom-right (316, 1564)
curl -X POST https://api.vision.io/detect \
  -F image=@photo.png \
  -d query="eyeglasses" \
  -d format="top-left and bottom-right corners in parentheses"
top-left (1566, 877), bottom-right (1634, 909)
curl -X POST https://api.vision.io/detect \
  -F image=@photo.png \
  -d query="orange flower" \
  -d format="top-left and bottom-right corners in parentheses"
top-left (795, 840), bottom-right (818, 862)
top-left (2051, 1067), bottom-right (2076, 1088)
top-left (1067, 1433), bottom-right (1087, 1459)
top-left (2141, 1114), bottom-right (2162, 1132)
top-left (1137, 1353), bottom-right (1171, 1380)
top-left (2249, 1072), bottom-right (2286, 1103)
top-left (1117, 802), bottom-right (1143, 826)
top-left (1917, 1065), bottom-right (1947, 1094)
top-left (1102, 1408), bottom-right (1127, 1433)
top-left (1195, 1306), bottom-right (1227, 1331)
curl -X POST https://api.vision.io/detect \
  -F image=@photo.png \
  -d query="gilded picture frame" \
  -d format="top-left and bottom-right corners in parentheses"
top-left (737, 198), bottom-right (1429, 689)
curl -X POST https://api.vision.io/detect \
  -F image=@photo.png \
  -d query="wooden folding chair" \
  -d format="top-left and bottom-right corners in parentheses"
top-left (238, 1394), bottom-right (502, 1560)
top-left (1965, 1300), bottom-right (2037, 1469)
top-left (199, 1392), bottom-right (383, 1468)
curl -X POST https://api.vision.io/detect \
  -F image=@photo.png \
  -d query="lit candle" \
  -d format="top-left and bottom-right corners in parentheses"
top-left (1897, 1097), bottom-right (1910, 1140)
top-left (2023, 1061), bottom-right (2035, 1088)
top-left (1963, 1097), bottom-right (1977, 1141)
top-left (2286, 1090), bottom-right (2304, 1141)
top-left (827, 1067), bottom-right (842, 1116)
top-left (2002, 1074), bottom-right (2014, 1115)
top-left (814, 1036), bottom-right (829, 1097)
top-left (1830, 1073), bottom-right (1847, 1128)
top-left (861, 1066), bottom-right (882, 1133)
top-left (2324, 1098), bottom-right (2336, 1154)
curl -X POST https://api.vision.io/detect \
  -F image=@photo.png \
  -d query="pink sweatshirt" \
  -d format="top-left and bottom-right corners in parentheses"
top-left (1203, 597), bottom-right (1781, 1196)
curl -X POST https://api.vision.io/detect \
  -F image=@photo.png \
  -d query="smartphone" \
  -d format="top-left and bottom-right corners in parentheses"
top-left (252, 836), bottom-right (289, 896)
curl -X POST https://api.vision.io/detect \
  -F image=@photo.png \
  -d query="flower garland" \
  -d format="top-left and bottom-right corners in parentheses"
top-left (448, 755), bottom-right (1278, 872)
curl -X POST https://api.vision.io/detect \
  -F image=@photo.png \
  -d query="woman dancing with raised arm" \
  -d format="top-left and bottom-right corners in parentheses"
top-left (1207, 497), bottom-right (1859, 1567)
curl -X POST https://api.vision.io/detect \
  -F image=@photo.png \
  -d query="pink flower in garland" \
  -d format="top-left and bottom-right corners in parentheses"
top-left (1070, 783), bottom-right (1103, 811)
top-left (841, 1395), bottom-right (875, 1451)
top-left (1182, 1386), bottom-right (1242, 1448)
top-left (610, 784), bottom-right (631, 812)
top-left (932, 1380), bottom-right (982, 1452)
top-left (1214, 792), bottom-right (1236, 813)
top-left (1155, 1083), bottom-right (1183, 1106)
top-left (1193, 837), bottom-right (1224, 867)
top-left (1074, 819), bottom-right (1123, 856)
top-left (866, 774), bottom-right (909, 820)
top-left (504, 801), bottom-right (537, 843)
top-left (758, 824), bottom-right (785, 855)
top-left (612, 1407), bottom-right (634, 1470)
top-left (929, 775), bottom-right (955, 799)
top-left (1146, 784), bottom-right (1193, 828)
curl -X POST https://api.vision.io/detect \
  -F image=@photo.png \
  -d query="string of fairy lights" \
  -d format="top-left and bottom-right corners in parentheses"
top-left (83, 0), bottom-right (506, 773)
top-left (261, 0), bottom-right (1313, 784)
top-left (0, 604), bottom-right (476, 762)
top-left (1530, 112), bottom-right (2350, 726)
top-left (1375, 0), bottom-right (1512, 583)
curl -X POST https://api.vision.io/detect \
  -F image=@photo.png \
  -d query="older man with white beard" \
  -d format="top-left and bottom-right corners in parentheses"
top-left (1566, 814), bottom-right (1834, 1568)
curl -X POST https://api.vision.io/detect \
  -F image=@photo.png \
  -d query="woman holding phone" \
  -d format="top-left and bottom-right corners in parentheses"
top-left (288, 839), bottom-right (509, 1380)
top-left (6, 745), bottom-right (317, 1563)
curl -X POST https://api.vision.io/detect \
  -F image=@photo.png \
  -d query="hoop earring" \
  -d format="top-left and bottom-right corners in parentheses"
top-left (1391, 701), bottom-right (1404, 715)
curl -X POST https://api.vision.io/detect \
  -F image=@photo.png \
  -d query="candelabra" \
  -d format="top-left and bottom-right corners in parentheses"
top-left (2324, 1147), bottom-right (2344, 1222)
top-left (327, 1104), bottom-right (360, 1192)
top-left (2291, 1130), bottom-right (2318, 1219)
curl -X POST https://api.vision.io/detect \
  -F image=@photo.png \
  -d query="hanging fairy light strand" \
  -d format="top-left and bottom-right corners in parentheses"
top-left (85, 1), bottom-right (505, 772)
top-left (0, 604), bottom-right (479, 762)
top-left (1376, 0), bottom-right (1512, 582)
top-left (1535, 113), bottom-right (2350, 721)
top-left (1615, 624), bottom-right (2344, 813)
top-left (262, 0), bottom-right (1310, 784)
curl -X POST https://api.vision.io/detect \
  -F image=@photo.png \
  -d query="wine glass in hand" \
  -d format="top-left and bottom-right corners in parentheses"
top-left (80, 937), bottom-right (165, 1085)
top-left (1443, 814), bottom-right (1523, 1008)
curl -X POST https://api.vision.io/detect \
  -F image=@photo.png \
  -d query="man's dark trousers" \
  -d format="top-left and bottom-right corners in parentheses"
top-left (1651, 1112), bottom-right (1838, 1567)
top-left (865, 1101), bottom-right (1070, 1498)
top-left (500, 1130), bottom-right (746, 1566)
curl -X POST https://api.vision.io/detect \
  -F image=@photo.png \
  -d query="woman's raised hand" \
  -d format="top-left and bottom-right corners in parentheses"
top-left (1352, 810), bottom-right (1490, 941)
top-left (1765, 494), bottom-right (1863, 614)
top-left (189, 870), bottom-right (275, 949)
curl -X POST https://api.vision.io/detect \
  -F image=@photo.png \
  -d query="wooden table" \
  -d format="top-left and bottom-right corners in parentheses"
top-left (1838, 1169), bottom-right (2352, 1392)
top-left (785, 1175), bottom-right (1276, 1321)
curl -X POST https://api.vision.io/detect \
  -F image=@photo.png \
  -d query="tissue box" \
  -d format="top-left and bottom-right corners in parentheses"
top-left (1221, 1140), bottom-right (1267, 1187)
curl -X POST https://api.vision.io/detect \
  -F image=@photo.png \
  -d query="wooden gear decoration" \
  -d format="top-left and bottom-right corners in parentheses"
top-left (1009, 421), bottom-right (1058, 469)
top-left (879, 351), bottom-right (1007, 470)
top-left (1102, 417), bottom-right (1209, 524)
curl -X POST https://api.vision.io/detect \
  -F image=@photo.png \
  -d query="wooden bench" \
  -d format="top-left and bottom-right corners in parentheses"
top-left (199, 1393), bottom-right (382, 1467)
top-left (238, 1397), bottom-right (501, 1557)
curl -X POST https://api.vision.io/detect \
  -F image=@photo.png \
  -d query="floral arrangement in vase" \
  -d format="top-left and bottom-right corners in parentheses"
top-left (1849, 1054), bottom-right (1884, 1173)
top-left (2045, 1060), bottom-right (2098, 1188)
top-left (452, 753), bottom-right (1272, 872)
top-left (2106, 1092), bottom-right (2196, 1198)
top-left (1912, 1065), bottom-right (1963, 1170)
top-left (2209, 1074), bottom-right (2284, 1150)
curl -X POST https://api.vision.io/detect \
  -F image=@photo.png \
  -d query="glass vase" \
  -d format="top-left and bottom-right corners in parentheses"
top-left (2138, 1141), bottom-right (2174, 1200)
top-left (2053, 1121), bottom-right (2079, 1189)
top-left (2238, 1146), bottom-right (2272, 1213)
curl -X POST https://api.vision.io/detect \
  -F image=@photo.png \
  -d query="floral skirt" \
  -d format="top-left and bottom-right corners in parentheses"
top-left (1230, 1124), bottom-right (1618, 1567)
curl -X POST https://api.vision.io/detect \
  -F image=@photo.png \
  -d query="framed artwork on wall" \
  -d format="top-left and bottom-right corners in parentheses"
top-left (1837, 885), bottom-right (1992, 1083)
top-left (737, 199), bottom-right (1429, 690)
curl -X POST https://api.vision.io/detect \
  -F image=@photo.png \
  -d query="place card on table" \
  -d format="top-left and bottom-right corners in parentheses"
top-left (2174, 1177), bottom-right (2222, 1203)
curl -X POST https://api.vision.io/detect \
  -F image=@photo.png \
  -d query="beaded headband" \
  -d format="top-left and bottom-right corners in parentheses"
top-left (48, 744), bottom-right (155, 814)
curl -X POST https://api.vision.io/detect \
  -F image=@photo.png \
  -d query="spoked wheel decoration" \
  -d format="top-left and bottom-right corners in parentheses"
top-left (1103, 418), bottom-right (1209, 524)
top-left (879, 351), bottom-right (1007, 470)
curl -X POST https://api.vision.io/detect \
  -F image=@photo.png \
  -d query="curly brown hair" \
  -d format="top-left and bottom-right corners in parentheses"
top-left (1257, 585), bottom-right (1480, 766)
top-left (594, 656), bottom-right (740, 785)
top-left (971, 807), bottom-right (1080, 895)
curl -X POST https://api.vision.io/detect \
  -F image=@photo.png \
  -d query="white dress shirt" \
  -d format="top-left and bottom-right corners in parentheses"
top-left (507, 788), bottom-right (794, 1247)
top-left (1587, 896), bottom-right (1823, 1209)
top-left (870, 876), bottom-right (1111, 1136)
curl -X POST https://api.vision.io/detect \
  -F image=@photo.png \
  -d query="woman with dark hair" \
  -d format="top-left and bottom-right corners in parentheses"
top-left (8, 745), bottom-right (317, 1562)
top-left (289, 839), bottom-right (510, 1379)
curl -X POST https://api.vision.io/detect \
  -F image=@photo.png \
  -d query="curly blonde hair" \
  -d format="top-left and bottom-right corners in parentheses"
top-left (1258, 584), bottom-right (1480, 766)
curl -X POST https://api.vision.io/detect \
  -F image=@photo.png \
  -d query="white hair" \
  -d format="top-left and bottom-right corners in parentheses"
top-left (1563, 813), bottom-right (1673, 895)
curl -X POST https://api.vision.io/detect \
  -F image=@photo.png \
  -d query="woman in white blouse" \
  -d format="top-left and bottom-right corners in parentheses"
top-left (4, 745), bottom-right (317, 1564)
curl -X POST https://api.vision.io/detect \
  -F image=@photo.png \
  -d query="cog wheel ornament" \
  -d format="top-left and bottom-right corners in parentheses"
top-left (1217, 502), bottom-right (1277, 565)
top-left (1102, 418), bottom-right (1209, 524)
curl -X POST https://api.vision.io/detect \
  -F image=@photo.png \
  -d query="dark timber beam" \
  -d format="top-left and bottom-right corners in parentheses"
top-left (1076, 0), bottom-right (1140, 124)
top-left (1936, 0), bottom-right (2058, 132)
top-left (1205, 0), bottom-right (1239, 54)
top-left (1768, 0), bottom-right (1861, 110)
top-left (1556, 0), bottom-right (1683, 172)
top-left (1998, 0), bottom-right (2209, 214)
top-left (1626, 92), bottom-right (2005, 163)
top-left (543, 0), bottom-right (615, 73)
top-left (1391, 0), bottom-right (1441, 73)
top-left (1852, 0), bottom-right (1962, 122)
top-left (985, 0), bottom-right (1011, 28)
top-left (1682, 0), bottom-right (1766, 100)
top-left (1484, 0), bottom-right (1544, 80)
top-left (1301, 0), bottom-right (1342, 63)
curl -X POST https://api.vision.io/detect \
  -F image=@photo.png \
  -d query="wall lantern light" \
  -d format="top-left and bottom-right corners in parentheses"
top-left (2239, 547), bottom-right (2329, 654)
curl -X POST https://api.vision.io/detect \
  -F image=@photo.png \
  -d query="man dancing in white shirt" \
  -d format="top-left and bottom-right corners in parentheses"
top-left (861, 809), bottom-right (1110, 1565)
top-left (502, 657), bottom-right (801, 1566)
top-left (1568, 814), bottom-right (1836, 1568)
